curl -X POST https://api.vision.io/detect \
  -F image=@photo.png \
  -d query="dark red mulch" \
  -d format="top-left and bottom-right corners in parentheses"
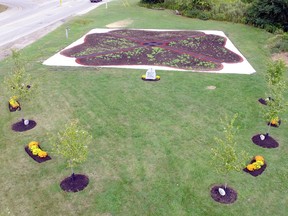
top-left (60, 29), bottom-right (243, 71)
top-left (267, 120), bottom-right (281, 128)
top-left (60, 174), bottom-right (89, 192)
top-left (12, 120), bottom-right (37, 132)
top-left (210, 185), bottom-right (237, 204)
top-left (252, 134), bottom-right (279, 148)
top-left (243, 159), bottom-right (267, 177)
top-left (141, 78), bottom-right (160, 82)
top-left (24, 146), bottom-right (51, 163)
top-left (8, 102), bottom-right (21, 112)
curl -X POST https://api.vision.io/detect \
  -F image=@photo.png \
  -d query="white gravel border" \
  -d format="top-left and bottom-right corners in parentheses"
top-left (43, 28), bottom-right (256, 74)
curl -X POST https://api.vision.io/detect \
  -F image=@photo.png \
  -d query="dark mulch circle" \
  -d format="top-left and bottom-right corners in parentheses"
top-left (267, 120), bottom-right (281, 128)
top-left (60, 174), bottom-right (89, 192)
top-left (210, 185), bottom-right (237, 204)
top-left (141, 78), bottom-right (160, 82)
top-left (8, 102), bottom-right (21, 112)
top-left (11, 120), bottom-right (37, 132)
top-left (243, 159), bottom-right (267, 177)
top-left (24, 146), bottom-right (51, 163)
top-left (252, 134), bottom-right (279, 148)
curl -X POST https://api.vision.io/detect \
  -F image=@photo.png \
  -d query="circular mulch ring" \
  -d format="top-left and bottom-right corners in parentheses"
top-left (210, 185), bottom-right (237, 204)
top-left (243, 160), bottom-right (267, 177)
top-left (60, 174), bottom-right (89, 192)
top-left (11, 120), bottom-right (37, 132)
top-left (251, 134), bottom-right (279, 148)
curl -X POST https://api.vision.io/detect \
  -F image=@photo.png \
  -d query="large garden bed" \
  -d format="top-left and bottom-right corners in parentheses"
top-left (44, 29), bottom-right (255, 74)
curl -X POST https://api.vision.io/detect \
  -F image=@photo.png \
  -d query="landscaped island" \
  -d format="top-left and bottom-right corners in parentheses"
top-left (60, 29), bottom-right (243, 71)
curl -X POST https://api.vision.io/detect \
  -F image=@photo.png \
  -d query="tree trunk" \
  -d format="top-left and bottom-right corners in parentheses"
top-left (70, 162), bottom-right (75, 180)
top-left (266, 123), bottom-right (272, 138)
top-left (71, 173), bottom-right (75, 181)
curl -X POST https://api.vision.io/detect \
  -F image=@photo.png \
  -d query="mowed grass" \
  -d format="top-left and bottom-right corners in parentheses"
top-left (0, 0), bottom-right (288, 215)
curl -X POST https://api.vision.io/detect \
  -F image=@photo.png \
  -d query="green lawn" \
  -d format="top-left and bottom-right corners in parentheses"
top-left (0, 0), bottom-right (287, 215)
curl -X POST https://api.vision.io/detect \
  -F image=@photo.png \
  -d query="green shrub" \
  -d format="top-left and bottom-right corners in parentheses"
top-left (140, 0), bottom-right (164, 3)
top-left (197, 11), bottom-right (211, 20)
top-left (161, 0), bottom-right (178, 10)
top-left (151, 0), bottom-right (212, 11)
top-left (210, 1), bottom-right (248, 23)
top-left (183, 9), bottom-right (210, 20)
top-left (268, 32), bottom-right (288, 53)
top-left (263, 24), bottom-right (281, 33)
top-left (240, 0), bottom-right (254, 3)
top-left (245, 0), bottom-right (288, 32)
top-left (139, 0), bottom-right (287, 33)
top-left (183, 8), bottom-right (201, 18)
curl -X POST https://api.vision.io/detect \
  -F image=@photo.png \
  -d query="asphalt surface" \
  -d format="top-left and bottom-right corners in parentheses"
top-left (0, 0), bottom-right (106, 59)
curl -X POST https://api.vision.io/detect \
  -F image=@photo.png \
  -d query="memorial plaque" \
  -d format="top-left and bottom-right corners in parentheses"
top-left (146, 68), bottom-right (156, 80)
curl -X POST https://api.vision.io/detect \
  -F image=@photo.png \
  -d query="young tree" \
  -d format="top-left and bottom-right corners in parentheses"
top-left (262, 60), bottom-right (288, 138)
top-left (265, 60), bottom-right (286, 91)
top-left (4, 50), bottom-right (37, 124)
top-left (211, 114), bottom-right (249, 195)
top-left (52, 120), bottom-right (92, 179)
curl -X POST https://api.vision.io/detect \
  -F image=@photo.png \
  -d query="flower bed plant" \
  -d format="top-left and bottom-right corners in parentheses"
top-left (243, 155), bottom-right (267, 177)
top-left (267, 116), bottom-right (281, 127)
top-left (8, 96), bottom-right (21, 112)
top-left (24, 141), bottom-right (51, 163)
top-left (141, 74), bottom-right (160, 81)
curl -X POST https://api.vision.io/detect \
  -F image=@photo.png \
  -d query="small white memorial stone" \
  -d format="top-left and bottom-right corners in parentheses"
top-left (24, 119), bottom-right (29, 126)
top-left (145, 68), bottom-right (156, 80)
top-left (218, 188), bottom-right (226, 196)
top-left (260, 134), bottom-right (265, 140)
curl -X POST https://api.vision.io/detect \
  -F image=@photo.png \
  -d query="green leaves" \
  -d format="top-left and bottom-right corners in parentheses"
top-left (263, 60), bottom-right (288, 123)
top-left (246, 0), bottom-right (288, 32)
top-left (53, 120), bottom-right (92, 169)
top-left (211, 114), bottom-right (249, 175)
top-left (265, 60), bottom-right (286, 86)
top-left (3, 49), bottom-right (37, 103)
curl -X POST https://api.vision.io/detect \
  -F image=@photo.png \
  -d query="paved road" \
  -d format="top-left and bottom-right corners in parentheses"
top-left (0, 0), bottom-right (106, 59)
